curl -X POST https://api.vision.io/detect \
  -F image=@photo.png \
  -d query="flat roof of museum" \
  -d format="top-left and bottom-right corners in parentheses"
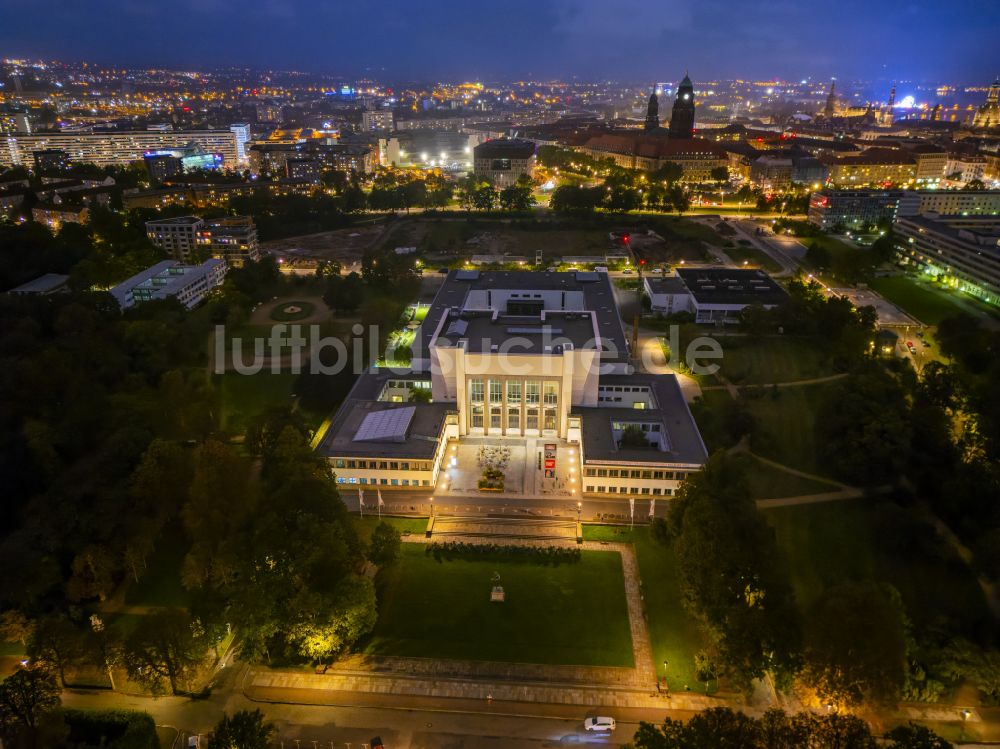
top-left (577, 374), bottom-right (707, 466)
top-left (315, 369), bottom-right (447, 460)
top-left (417, 271), bottom-right (629, 363)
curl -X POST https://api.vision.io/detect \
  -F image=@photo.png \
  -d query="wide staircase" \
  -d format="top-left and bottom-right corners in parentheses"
top-left (429, 515), bottom-right (579, 543)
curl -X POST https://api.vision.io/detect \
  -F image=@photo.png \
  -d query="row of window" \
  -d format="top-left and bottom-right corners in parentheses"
top-left (468, 379), bottom-right (558, 405)
top-left (585, 467), bottom-right (686, 480)
top-left (598, 385), bottom-right (649, 393)
top-left (611, 421), bottom-right (661, 432)
top-left (469, 405), bottom-right (558, 431)
top-left (336, 477), bottom-right (432, 487)
top-left (585, 485), bottom-right (674, 496)
top-left (598, 396), bottom-right (647, 408)
top-left (332, 459), bottom-right (433, 471)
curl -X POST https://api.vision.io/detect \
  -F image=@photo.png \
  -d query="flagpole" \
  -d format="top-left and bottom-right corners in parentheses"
top-left (377, 489), bottom-right (383, 519)
top-left (359, 488), bottom-right (364, 518)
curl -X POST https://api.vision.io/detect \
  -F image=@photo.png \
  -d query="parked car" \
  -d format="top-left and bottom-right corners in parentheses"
top-left (584, 717), bottom-right (616, 732)
top-left (438, 267), bottom-right (450, 274)
top-left (651, 267), bottom-right (663, 274)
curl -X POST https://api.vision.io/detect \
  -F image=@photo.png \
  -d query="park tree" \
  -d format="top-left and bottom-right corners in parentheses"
top-left (120, 609), bottom-right (204, 695)
top-left (710, 166), bottom-right (729, 187)
top-left (28, 616), bottom-right (87, 688)
top-left (368, 521), bottom-right (402, 565)
top-left (817, 366), bottom-right (912, 486)
top-left (472, 184), bottom-right (499, 211)
top-left (182, 440), bottom-right (254, 589)
top-left (0, 610), bottom-right (33, 648)
top-left (668, 452), bottom-right (802, 692)
top-left (0, 665), bottom-right (61, 743)
top-left (668, 186), bottom-right (690, 215)
top-left (650, 161), bottom-right (684, 186)
top-left (885, 723), bottom-right (952, 749)
top-left (499, 185), bottom-right (534, 212)
top-left (209, 709), bottom-right (275, 749)
top-left (801, 581), bottom-right (907, 707)
top-left (66, 544), bottom-right (117, 602)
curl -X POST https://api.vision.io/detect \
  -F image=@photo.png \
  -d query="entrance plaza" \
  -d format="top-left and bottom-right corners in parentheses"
top-left (436, 437), bottom-right (579, 498)
top-left (315, 270), bottom-right (707, 500)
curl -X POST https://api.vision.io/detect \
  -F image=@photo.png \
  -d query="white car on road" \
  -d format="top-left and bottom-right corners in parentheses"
top-left (584, 716), bottom-right (616, 732)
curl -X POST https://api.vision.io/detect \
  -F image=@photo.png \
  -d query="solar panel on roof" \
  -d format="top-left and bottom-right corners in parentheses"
top-left (353, 406), bottom-right (415, 443)
top-left (455, 270), bottom-right (480, 280)
top-left (446, 319), bottom-right (468, 335)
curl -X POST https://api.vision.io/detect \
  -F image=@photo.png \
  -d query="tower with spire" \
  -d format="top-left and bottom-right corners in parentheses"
top-left (645, 89), bottom-right (659, 131)
top-left (668, 72), bottom-right (695, 138)
top-left (823, 81), bottom-right (837, 119)
top-left (879, 83), bottom-right (896, 127)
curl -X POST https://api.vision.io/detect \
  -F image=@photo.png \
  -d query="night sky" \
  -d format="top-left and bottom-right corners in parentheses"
top-left (2, 0), bottom-right (998, 82)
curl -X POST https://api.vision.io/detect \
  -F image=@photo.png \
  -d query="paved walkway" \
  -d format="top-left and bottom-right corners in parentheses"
top-left (244, 535), bottom-right (713, 711)
top-left (701, 372), bottom-right (850, 392)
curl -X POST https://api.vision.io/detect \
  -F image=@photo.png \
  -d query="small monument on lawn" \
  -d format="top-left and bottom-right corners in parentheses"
top-left (490, 570), bottom-right (505, 603)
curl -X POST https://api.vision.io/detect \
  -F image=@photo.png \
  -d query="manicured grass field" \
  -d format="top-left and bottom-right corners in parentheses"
top-left (744, 383), bottom-right (835, 477)
top-left (724, 245), bottom-right (782, 273)
top-left (269, 300), bottom-right (316, 322)
top-left (764, 500), bottom-right (992, 640)
top-left (215, 371), bottom-right (300, 433)
top-left (581, 525), bottom-right (708, 690)
top-left (125, 533), bottom-right (190, 608)
top-left (351, 515), bottom-right (428, 543)
top-left (868, 275), bottom-right (976, 326)
top-left (367, 544), bottom-right (634, 667)
top-left (741, 455), bottom-right (838, 499)
top-left (716, 336), bottom-right (833, 385)
top-left (632, 529), bottom-right (710, 691)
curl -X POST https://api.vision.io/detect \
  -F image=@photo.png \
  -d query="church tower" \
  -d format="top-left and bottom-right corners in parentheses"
top-left (823, 81), bottom-right (837, 119)
top-left (645, 90), bottom-right (659, 131)
top-left (668, 73), bottom-right (695, 138)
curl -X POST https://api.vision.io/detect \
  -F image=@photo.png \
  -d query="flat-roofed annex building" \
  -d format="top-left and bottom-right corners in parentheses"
top-left (316, 270), bottom-right (707, 499)
top-left (645, 268), bottom-right (788, 323)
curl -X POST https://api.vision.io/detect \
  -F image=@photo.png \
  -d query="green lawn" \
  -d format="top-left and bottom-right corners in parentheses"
top-left (215, 371), bottom-right (300, 433)
top-left (632, 529), bottom-right (711, 691)
top-left (124, 533), bottom-right (190, 608)
top-left (724, 245), bottom-right (782, 273)
top-left (868, 275), bottom-right (976, 326)
top-left (269, 300), bottom-right (317, 322)
top-left (764, 500), bottom-right (992, 640)
top-left (744, 383), bottom-right (835, 477)
top-left (717, 336), bottom-right (833, 385)
top-left (366, 544), bottom-right (634, 667)
top-left (741, 455), bottom-right (838, 499)
top-left (351, 515), bottom-right (428, 543)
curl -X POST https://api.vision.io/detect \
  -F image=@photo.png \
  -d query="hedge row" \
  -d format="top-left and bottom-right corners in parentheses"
top-left (426, 542), bottom-right (581, 565)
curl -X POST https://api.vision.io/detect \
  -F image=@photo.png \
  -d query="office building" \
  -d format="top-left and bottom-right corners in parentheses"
top-left (110, 259), bottom-right (226, 310)
top-left (895, 214), bottom-right (1000, 306)
top-left (644, 268), bottom-right (787, 323)
top-left (808, 189), bottom-right (906, 229)
top-left (361, 109), bottom-right (394, 132)
top-left (145, 216), bottom-right (205, 262)
top-left (198, 216), bottom-right (260, 267)
top-left (315, 270), bottom-right (707, 499)
top-left (473, 138), bottom-right (536, 187)
top-left (821, 148), bottom-right (917, 187)
top-left (580, 133), bottom-right (728, 182)
top-left (897, 190), bottom-right (1000, 217)
top-left (248, 141), bottom-right (375, 176)
top-left (146, 215), bottom-right (260, 266)
top-left (230, 123), bottom-right (251, 165)
top-left (1, 130), bottom-right (240, 169)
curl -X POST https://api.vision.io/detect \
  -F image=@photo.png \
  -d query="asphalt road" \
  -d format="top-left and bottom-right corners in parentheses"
top-left (61, 663), bottom-right (665, 749)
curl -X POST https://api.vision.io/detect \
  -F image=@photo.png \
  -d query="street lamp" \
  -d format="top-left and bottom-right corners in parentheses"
top-left (576, 501), bottom-right (582, 522)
